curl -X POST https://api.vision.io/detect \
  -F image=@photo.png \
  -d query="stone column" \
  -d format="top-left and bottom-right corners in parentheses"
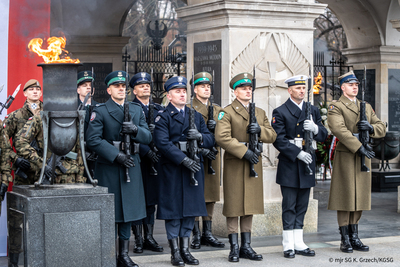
top-left (178, 0), bottom-right (326, 236)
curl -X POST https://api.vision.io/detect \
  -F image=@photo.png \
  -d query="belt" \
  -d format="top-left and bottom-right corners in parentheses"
top-left (289, 138), bottom-right (317, 150)
top-left (175, 141), bottom-right (188, 153)
top-left (112, 141), bottom-right (140, 154)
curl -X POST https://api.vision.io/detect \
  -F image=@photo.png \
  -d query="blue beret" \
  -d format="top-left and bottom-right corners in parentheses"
top-left (284, 75), bottom-right (307, 87)
top-left (77, 71), bottom-right (95, 85)
top-left (164, 76), bottom-right (187, 92)
top-left (129, 72), bottom-right (151, 88)
top-left (104, 71), bottom-right (128, 86)
top-left (338, 71), bottom-right (359, 86)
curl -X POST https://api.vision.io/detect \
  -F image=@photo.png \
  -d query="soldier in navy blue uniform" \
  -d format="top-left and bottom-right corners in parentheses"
top-left (129, 72), bottom-right (164, 253)
top-left (271, 75), bottom-right (327, 259)
top-left (86, 70), bottom-right (152, 267)
top-left (154, 76), bottom-right (215, 266)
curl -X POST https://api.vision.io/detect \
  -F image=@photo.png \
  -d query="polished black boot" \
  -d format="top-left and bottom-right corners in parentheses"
top-left (200, 221), bottom-right (225, 248)
top-left (169, 238), bottom-right (185, 266)
top-left (180, 237), bottom-right (199, 265)
top-left (8, 253), bottom-right (19, 267)
top-left (339, 226), bottom-right (353, 253)
top-left (349, 224), bottom-right (369, 251)
top-left (143, 224), bottom-right (163, 252)
top-left (239, 232), bottom-right (263, 261)
top-left (228, 233), bottom-right (239, 262)
top-left (132, 225), bottom-right (143, 253)
top-left (117, 239), bottom-right (138, 267)
top-left (190, 221), bottom-right (201, 249)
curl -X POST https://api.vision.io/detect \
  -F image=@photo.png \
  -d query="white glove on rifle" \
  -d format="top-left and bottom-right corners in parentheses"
top-left (297, 151), bottom-right (312, 164)
top-left (303, 115), bottom-right (318, 135)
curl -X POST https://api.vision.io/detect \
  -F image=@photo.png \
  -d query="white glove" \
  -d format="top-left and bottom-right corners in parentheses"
top-left (303, 115), bottom-right (318, 135)
top-left (297, 151), bottom-right (312, 164)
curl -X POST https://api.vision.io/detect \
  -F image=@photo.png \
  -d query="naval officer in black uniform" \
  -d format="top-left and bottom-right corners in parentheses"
top-left (271, 75), bottom-right (327, 259)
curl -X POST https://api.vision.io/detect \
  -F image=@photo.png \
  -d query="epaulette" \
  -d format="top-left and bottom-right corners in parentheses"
top-left (95, 103), bottom-right (105, 107)
top-left (131, 102), bottom-right (141, 107)
top-left (212, 103), bottom-right (221, 107)
top-left (158, 109), bottom-right (165, 114)
top-left (223, 103), bottom-right (231, 109)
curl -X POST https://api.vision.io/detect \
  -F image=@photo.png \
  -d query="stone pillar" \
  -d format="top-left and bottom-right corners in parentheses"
top-left (178, 0), bottom-right (326, 236)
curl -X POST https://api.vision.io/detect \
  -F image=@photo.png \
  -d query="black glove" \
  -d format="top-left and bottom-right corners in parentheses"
top-left (14, 157), bottom-right (31, 170)
top-left (357, 120), bottom-right (374, 134)
top-left (0, 183), bottom-right (8, 202)
top-left (207, 119), bottom-right (216, 131)
top-left (148, 123), bottom-right (155, 133)
top-left (243, 149), bottom-right (259, 164)
top-left (358, 145), bottom-right (375, 159)
top-left (145, 150), bottom-right (160, 163)
top-left (44, 165), bottom-right (55, 180)
top-left (187, 129), bottom-right (203, 142)
top-left (201, 148), bottom-right (216, 160)
top-left (247, 122), bottom-right (261, 135)
top-left (115, 152), bottom-right (135, 168)
top-left (181, 157), bottom-right (201, 173)
top-left (121, 121), bottom-right (138, 137)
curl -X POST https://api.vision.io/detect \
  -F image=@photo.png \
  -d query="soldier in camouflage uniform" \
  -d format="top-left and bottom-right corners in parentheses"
top-left (3, 79), bottom-right (43, 185)
top-left (15, 115), bottom-right (85, 184)
top-left (0, 120), bottom-right (12, 213)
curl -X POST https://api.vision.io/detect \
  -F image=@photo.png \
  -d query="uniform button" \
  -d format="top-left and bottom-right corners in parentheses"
top-left (236, 107), bottom-right (238, 109)
top-left (297, 134), bottom-right (300, 137)
top-left (297, 123), bottom-right (299, 126)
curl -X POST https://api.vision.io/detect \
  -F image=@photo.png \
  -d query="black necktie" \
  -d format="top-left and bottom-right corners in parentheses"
top-left (180, 109), bottom-right (185, 118)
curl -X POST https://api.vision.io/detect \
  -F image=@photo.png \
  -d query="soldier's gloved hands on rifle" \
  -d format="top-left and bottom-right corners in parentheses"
top-left (357, 120), bottom-right (374, 134)
top-left (44, 165), bottom-right (56, 180)
top-left (0, 183), bottom-right (7, 202)
top-left (247, 122), bottom-right (261, 135)
top-left (14, 157), bottom-right (30, 170)
top-left (145, 150), bottom-right (160, 163)
top-left (207, 119), bottom-right (216, 131)
top-left (297, 151), bottom-right (312, 164)
top-left (115, 152), bottom-right (135, 168)
top-left (148, 123), bottom-right (155, 133)
top-left (201, 148), bottom-right (216, 160)
top-left (358, 145), bottom-right (375, 159)
top-left (303, 115), bottom-right (319, 135)
top-left (243, 149), bottom-right (259, 164)
top-left (181, 157), bottom-right (201, 173)
top-left (187, 129), bottom-right (203, 142)
top-left (121, 121), bottom-right (138, 137)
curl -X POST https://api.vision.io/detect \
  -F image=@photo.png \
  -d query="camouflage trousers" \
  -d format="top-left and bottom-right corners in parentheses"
top-left (54, 173), bottom-right (86, 184)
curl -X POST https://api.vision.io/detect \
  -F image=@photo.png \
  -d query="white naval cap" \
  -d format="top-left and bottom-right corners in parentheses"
top-left (284, 75), bottom-right (307, 87)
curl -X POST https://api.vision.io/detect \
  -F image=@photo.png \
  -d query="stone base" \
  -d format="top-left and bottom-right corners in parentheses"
top-left (212, 199), bottom-right (318, 237)
top-left (372, 169), bottom-right (400, 192)
top-left (398, 186), bottom-right (400, 213)
top-left (7, 184), bottom-right (115, 267)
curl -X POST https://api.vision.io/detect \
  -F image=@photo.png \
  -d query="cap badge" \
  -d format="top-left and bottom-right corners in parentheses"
top-left (141, 72), bottom-right (146, 78)
top-left (84, 71), bottom-right (88, 76)
top-left (244, 73), bottom-right (248, 78)
top-left (118, 72), bottom-right (122, 77)
top-left (178, 76), bottom-right (183, 82)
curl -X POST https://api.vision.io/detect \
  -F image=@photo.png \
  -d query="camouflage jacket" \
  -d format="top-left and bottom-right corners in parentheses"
top-left (15, 115), bottom-right (85, 184)
top-left (4, 101), bottom-right (43, 163)
top-left (0, 120), bottom-right (12, 186)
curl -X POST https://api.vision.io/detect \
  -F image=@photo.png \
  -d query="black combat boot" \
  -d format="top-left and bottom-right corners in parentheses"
top-left (143, 224), bottom-right (163, 252)
top-left (8, 252), bottom-right (19, 267)
top-left (349, 224), bottom-right (369, 251)
top-left (200, 221), bottom-right (225, 248)
top-left (168, 238), bottom-right (184, 266)
top-left (132, 225), bottom-right (143, 253)
top-left (339, 226), bottom-right (353, 253)
top-left (190, 221), bottom-right (201, 249)
top-left (180, 237), bottom-right (199, 265)
top-left (117, 239), bottom-right (138, 267)
top-left (228, 233), bottom-right (239, 262)
top-left (239, 232), bottom-right (263, 261)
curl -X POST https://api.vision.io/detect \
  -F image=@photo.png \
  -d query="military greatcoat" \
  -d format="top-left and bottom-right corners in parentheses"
top-left (154, 103), bottom-right (214, 220)
top-left (272, 99), bottom-right (328, 188)
top-left (86, 99), bottom-right (152, 223)
top-left (327, 95), bottom-right (386, 211)
top-left (190, 97), bottom-right (223, 202)
top-left (133, 97), bottom-right (164, 206)
top-left (215, 98), bottom-right (277, 217)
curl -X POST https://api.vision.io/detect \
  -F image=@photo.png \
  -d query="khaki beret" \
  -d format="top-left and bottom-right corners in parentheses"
top-left (23, 79), bottom-right (41, 91)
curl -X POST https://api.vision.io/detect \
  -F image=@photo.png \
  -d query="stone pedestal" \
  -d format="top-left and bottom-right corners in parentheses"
top-left (7, 184), bottom-right (115, 267)
top-left (372, 169), bottom-right (400, 192)
top-left (398, 186), bottom-right (400, 213)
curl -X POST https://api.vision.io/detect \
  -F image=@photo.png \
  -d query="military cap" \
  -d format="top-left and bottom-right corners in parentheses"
top-left (129, 72), bottom-right (151, 88)
top-left (284, 75), bottom-right (307, 87)
top-left (229, 73), bottom-right (253, 90)
top-left (104, 71), bottom-right (128, 87)
top-left (164, 76), bottom-right (187, 92)
top-left (77, 71), bottom-right (95, 86)
top-left (190, 72), bottom-right (212, 86)
top-left (338, 71), bottom-right (359, 86)
top-left (23, 79), bottom-right (41, 91)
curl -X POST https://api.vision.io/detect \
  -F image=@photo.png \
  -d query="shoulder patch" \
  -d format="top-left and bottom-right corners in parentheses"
top-left (272, 117), bottom-right (276, 124)
top-left (155, 116), bottom-right (161, 123)
top-left (90, 112), bottom-right (96, 121)
top-left (329, 105), bottom-right (335, 110)
top-left (5, 115), bottom-right (8, 119)
top-left (218, 111), bottom-right (225, 120)
top-left (28, 117), bottom-right (33, 120)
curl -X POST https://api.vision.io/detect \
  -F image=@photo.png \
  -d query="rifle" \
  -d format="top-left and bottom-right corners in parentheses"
top-left (206, 70), bottom-right (217, 175)
top-left (148, 68), bottom-right (158, 175)
top-left (123, 58), bottom-right (132, 182)
top-left (248, 66), bottom-right (262, 178)
top-left (15, 139), bottom-right (41, 179)
top-left (45, 153), bottom-right (68, 183)
top-left (0, 84), bottom-right (21, 115)
top-left (187, 71), bottom-right (199, 186)
top-left (304, 64), bottom-right (314, 175)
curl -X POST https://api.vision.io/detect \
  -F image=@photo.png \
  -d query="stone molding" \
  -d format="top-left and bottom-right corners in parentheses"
top-left (343, 46), bottom-right (400, 64)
